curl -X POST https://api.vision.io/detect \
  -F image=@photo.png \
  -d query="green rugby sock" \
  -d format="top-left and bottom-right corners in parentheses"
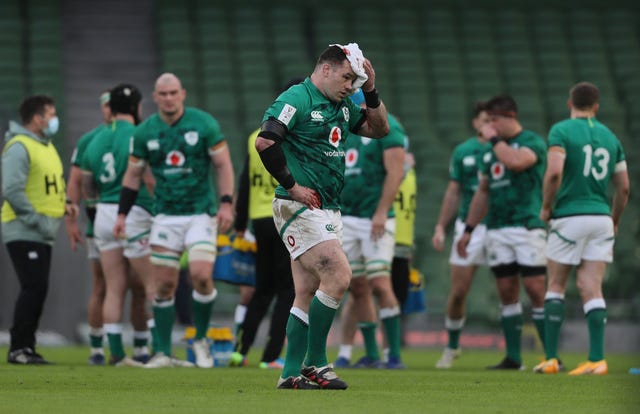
top-left (448, 329), bottom-right (461, 350)
top-left (544, 299), bottom-right (564, 359)
top-left (501, 314), bottom-right (523, 363)
top-left (107, 333), bottom-right (125, 360)
top-left (282, 311), bottom-right (308, 378)
top-left (382, 314), bottom-right (402, 359)
top-left (192, 290), bottom-right (217, 340)
top-left (587, 308), bottom-right (606, 361)
top-left (304, 295), bottom-right (338, 368)
top-left (89, 328), bottom-right (104, 349)
top-left (153, 301), bottom-right (175, 356)
top-left (359, 322), bottom-right (380, 360)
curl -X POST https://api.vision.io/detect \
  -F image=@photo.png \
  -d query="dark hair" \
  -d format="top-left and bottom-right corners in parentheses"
top-left (19, 95), bottom-right (55, 124)
top-left (473, 100), bottom-right (488, 118)
top-left (570, 82), bottom-right (599, 110)
top-left (316, 45), bottom-right (348, 67)
top-left (109, 83), bottom-right (142, 123)
top-left (485, 94), bottom-right (518, 118)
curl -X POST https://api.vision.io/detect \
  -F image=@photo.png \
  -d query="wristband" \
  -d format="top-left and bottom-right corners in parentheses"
top-left (117, 186), bottom-right (138, 216)
top-left (464, 224), bottom-right (475, 234)
top-left (220, 194), bottom-right (233, 204)
top-left (363, 88), bottom-right (381, 108)
top-left (490, 136), bottom-right (501, 146)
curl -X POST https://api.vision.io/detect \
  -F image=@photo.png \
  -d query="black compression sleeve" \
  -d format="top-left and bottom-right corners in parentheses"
top-left (85, 206), bottom-right (96, 225)
top-left (258, 143), bottom-right (295, 190)
top-left (234, 156), bottom-right (250, 232)
top-left (117, 186), bottom-right (138, 215)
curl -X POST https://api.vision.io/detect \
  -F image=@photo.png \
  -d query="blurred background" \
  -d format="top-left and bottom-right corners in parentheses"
top-left (0, 0), bottom-right (638, 348)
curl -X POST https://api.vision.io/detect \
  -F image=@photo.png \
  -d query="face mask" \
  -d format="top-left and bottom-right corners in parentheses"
top-left (43, 116), bottom-right (59, 137)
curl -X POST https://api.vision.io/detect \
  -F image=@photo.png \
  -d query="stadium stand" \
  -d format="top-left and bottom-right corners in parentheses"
top-left (1, 0), bottom-right (636, 328)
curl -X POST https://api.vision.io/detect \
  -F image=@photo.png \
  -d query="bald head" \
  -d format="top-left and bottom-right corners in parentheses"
top-left (153, 72), bottom-right (186, 121)
top-left (154, 73), bottom-right (183, 91)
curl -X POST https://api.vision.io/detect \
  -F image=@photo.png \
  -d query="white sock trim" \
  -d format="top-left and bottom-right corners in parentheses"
top-left (133, 330), bottom-right (149, 340)
top-left (147, 318), bottom-right (155, 329)
top-left (104, 323), bottom-right (122, 335)
top-left (532, 307), bottom-right (545, 320)
top-left (379, 306), bottom-right (401, 320)
top-left (154, 297), bottom-right (175, 308)
top-left (445, 317), bottom-right (466, 330)
top-left (338, 345), bottom-right (353, 360)
top-left (584, 298), bottom-right (606, 314)
top-left (89, 327), bottom-right (104, 337)
top-left (315, 290), bottom-right (340, 309)
top-left (501, 302), bottom-right (523, 317)
top-left (234, 304), bottom-right (248, 324)
top-left (290, 306), bottom-right (309, 325)
top-left (545, 291), bottom-right (565, 301)
top-left (193, 289), bottom-right (218, 303)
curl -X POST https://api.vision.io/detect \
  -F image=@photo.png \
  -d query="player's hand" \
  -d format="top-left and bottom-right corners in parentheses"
top-left (65, 202), bottom-right (80, 219)
top-left (370, 210), bottom-right (386, 241)
top-left (64, 216), bottom-right (84, 251)
top-left (217, 202), bottom-right (234, 234)
top-left (113, 214), bottom-right (127, 239)
top-left (361, 58), bottom-right (376, 92)
top-left (480, 123), bottom-right (498, 140)
top-left (539, 207), bottom-right (551, 223)
top-left (456, 232), bottom-right (471, 258)
top-left (288, 184), bottom-right (321, 210)
top-left (432, 225), bottom-right (446, 252)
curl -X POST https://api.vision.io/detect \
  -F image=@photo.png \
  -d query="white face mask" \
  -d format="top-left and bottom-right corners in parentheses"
top-left (43, 116), bottom-right (59, 137)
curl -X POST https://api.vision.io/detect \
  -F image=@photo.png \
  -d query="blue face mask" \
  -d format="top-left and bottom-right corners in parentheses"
top-left (43, 116), bottom-right (59, 137)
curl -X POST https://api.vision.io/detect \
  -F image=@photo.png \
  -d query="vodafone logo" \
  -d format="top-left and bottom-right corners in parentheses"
top-left (345, 149), bottom-right (358, 167)
top-left (329, 127), bottom-right (342, 147)
top-left (491, 162), bottom-right (505, 180)
top-left (166, 150), bottom-right (185, 167)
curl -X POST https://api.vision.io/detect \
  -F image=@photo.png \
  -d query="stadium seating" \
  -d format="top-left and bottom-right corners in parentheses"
top-left (131, 0), bottom-right (640, 320)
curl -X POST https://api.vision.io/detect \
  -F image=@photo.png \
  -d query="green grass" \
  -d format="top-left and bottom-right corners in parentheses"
top-left (1, 347), bottom-right (639, 414)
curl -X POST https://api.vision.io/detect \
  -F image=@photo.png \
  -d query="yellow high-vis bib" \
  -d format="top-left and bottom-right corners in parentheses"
top-left (247, 129), bottom-right (279, 220)
top-left (1, 135), bottom-right (65, 222)
top-left (393, 167), bottom-right (417, 247)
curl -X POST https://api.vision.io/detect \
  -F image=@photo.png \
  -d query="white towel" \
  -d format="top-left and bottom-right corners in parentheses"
top-left (330, 43), bottom-right (368, 89)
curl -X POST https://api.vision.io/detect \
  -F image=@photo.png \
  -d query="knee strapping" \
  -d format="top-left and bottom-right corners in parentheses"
top-left (366, 260), bottom-right (391, 279)
top-left (150, 251), bottom-right (180, 269)
top-left (188, 242), bottom-right (216, 263)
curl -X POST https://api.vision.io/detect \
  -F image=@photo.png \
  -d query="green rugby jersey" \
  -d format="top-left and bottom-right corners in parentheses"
top-left (548, 117), bottom-right (626, 218)
top-left (132, 107), bottom-right (225, 215)
top-left (450, 137), bottom-right (490, 222)
top-left (479, 129), bottom-right (546, 229)
top-left (71, 124), bottom-right (108, 167)
top-left (262, 78), bottom-right (365, 210)
top-left (341, 113), bottom-right (406, 218)
top-left (81, 120), bottom-right (154, 212)
top-left (71, 123), bottom-right (109, 236)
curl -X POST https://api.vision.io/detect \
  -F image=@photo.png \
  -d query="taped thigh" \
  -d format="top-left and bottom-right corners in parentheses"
top-left (188, 242), bottom-right (216, 263)
top-left (150, 250), bottom-right (181, 269)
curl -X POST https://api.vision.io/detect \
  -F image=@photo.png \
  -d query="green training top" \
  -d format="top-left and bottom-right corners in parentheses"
top-left (262, 78), bottom-right (365, 210)
top-left (132, 107), bottom-right (225, 215)
top-left (548, 117), bottom-right (626, 218)
top-left (449, 136), bottom-right (490, 222)
top-left (341, 113), bottom-right (406, 218)
top-left (479, 129), bottom-right (547, 229)
top-left (80, 120), bottom-right (154, 212)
